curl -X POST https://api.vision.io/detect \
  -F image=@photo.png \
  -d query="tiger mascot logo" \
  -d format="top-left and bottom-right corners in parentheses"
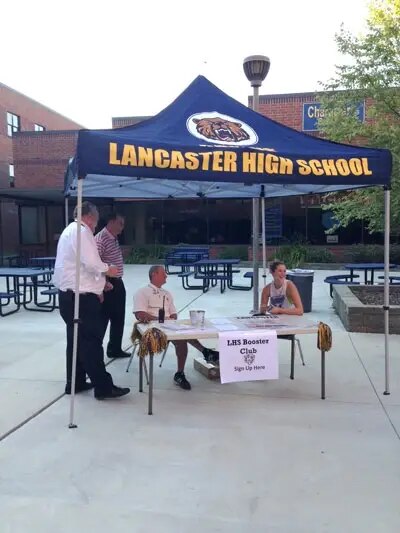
top-left (187, 112), bottom-right (258, 146)
top-left (192, 117), bottom-right (250, 143)
top-left (243, 353), bottom-right (255, 366)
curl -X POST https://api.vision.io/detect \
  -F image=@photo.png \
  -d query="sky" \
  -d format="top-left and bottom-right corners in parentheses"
top-left (1, 0), bottom-right (370, 129)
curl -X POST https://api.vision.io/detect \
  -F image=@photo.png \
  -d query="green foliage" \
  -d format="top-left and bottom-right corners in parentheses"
top-left (344, 244), bottom-right (384, 262)
top-left (343, 243), bottom-right (400, 263)
top-left (217, 245), bottom-right (248, 261)
top-left (269, 245), bottom-right (308, 269)
top-left (269, 245), bottom-right (335, 266)
top-left (317, 0), bottom-right (400, 235)
top-left (305, 247), bottom-right (335, 263)
top-left (125, 244), bottom-right (169, 264)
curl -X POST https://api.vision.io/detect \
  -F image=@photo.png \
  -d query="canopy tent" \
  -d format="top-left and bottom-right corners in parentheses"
top-left (65, 76), bottom-right (392, 427)
top-left (65, 75), bottom-right (391, 194)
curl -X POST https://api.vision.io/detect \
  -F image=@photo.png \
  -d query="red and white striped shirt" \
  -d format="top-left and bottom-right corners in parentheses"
top-left (95, 227), bottom-right (124, 277)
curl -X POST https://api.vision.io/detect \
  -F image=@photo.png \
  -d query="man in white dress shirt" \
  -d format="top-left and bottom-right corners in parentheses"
top-left (53, 201), bottom-right (130, 400)
top-left (134, 265), bottom-right (219, 390)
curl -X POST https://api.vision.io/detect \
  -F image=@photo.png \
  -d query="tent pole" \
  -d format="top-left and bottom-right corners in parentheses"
top-left (252, 198), bottom-right (260, 312)
top-left (65, 196), bottom-right (69, 227)
top-left (383, 186), bottom-right (391, 395)
top-left (261, 196), bottom-right (267, 286)
top-left (68, 179), bottom-right (83, 428)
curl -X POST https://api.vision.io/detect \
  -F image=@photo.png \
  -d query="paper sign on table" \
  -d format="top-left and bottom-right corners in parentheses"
top-left (218, 330), bottom-right (278, 384)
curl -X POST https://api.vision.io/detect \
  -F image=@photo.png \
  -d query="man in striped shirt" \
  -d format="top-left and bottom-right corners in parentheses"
top-left (95, 212), bottom-right (130, 358)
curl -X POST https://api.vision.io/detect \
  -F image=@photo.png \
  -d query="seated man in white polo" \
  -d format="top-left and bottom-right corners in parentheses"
top-left (133, 265), bottom-right (219, 390)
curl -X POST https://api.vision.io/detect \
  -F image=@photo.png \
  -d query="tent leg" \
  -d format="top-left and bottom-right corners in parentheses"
top-left (68, 179), bottom-right (83, 428)
top-left (252, 198), bottom-right (260, 312)
top-left (65, 196), bottom-right (69, 227)
top-left (383, 187), bottom-right (390, 395)
top-left (261, 197), bottom-right (267, 287)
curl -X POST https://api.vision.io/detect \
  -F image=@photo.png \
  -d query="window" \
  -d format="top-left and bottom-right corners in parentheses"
top-left (34, 123), bottom-right (45, 131)
top-left (9, 164), bottom-right (15, 187)
top-left (20, 206), bottom-right (46, 245)
top-left (7, 112), bottom-right (20, 136)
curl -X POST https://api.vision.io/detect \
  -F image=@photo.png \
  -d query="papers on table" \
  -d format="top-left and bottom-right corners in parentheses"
top-left (236, 315), bottom-right (284, 329)
top-left (209, 318), bottom-right (239, 331)
top-left (161, 322), bottom-right (193, 331)
top-left (160, 322), bottom-right (217, 335)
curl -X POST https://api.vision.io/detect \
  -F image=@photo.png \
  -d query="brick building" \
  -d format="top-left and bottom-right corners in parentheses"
top-left (4, 87), bottom-right (372, 257)
top-left (0, 82), bottom-right (82, 258)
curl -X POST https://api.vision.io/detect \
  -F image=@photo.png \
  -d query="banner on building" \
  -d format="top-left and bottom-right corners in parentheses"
top-left (264, 199), bottom-right (282, 238)
top-left (302, 101), bottom-right (365, 132)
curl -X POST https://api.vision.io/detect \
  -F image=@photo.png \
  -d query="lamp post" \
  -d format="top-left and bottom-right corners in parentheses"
top-left (243, 55), bottom-right (271, 312)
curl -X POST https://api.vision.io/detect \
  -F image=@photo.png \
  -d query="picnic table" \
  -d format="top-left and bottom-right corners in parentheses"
top-left (0, 254), bottom-right (20, 267)
top-left (0, 267), bottom-right (55, 313)
top-left (29, 256), bottom-right (56, 269)
top-left (164, 247), bottom-right (209, 274)
top-left (344, 263), bottom-right (397, 285)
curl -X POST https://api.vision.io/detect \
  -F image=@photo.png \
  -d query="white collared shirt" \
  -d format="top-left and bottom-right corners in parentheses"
top-left (52, 221), bottom-right (108, 294)
top-left (133, 283), bottom-right (177, 318)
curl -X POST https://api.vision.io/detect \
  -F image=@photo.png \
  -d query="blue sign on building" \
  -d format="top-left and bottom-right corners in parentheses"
top-left (302, 101), bottom-right (365, 131)
top-left (264, 200), bottom-right (282, 239)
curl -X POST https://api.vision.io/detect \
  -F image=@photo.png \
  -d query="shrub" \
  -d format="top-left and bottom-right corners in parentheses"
top-left (305, 247), bottom-right (335, 263)
top-left (217, 245), bottom-right (248, 261)
top-left (269, 244), bottom-right (308, 269)
top-left (344, 244), bottom-right (384, 263)
top-left (125, 244), bottom-right (169, 264)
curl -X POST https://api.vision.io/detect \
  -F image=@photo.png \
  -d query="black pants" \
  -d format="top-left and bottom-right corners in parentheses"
top-left (102, 278), bottom-right (126, 355)
top-left (59, 290), bottom-right (113, 395)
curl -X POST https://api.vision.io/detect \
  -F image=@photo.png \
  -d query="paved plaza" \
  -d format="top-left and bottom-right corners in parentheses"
top-left (0, 265), bottom-right (399, 532)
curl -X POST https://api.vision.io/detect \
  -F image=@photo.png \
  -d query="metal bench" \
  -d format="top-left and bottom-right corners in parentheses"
top-left (324, 275), bottom-right (360, 297)
top-left (177, 271), bottom-right (208, 291)
top-left (377, 275), bottom-right (400, 285)
top-left (0, 291), bottom-right (21, 316)
top-left (36, 287), bottom-right (59, 311)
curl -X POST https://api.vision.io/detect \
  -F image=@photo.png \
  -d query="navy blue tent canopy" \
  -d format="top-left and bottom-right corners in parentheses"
top-left (66, 75), bottom-right (391, 198)
top-left (64, 76), bottom-right (394, 421)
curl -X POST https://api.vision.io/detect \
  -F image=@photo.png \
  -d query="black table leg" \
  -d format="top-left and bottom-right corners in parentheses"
top-left (321, 350), bottom-right (326, 399)
top-left (148, 354), bottom-right (154, 415)
top-left (290, 337), bottom-right (295, 380)
top-left (139, 357), bottom-right (143, 392)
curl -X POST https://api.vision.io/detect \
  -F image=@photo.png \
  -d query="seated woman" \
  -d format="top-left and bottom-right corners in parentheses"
top-left (260, 260), bottom-right (303, 316)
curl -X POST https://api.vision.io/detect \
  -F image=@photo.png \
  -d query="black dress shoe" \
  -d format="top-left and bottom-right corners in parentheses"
top-left (65, 382), bottom-right (94, 395)
top-left (95, 385), bottom-right (130, 400)
top-left (107, 350), bottom-right (131, 359)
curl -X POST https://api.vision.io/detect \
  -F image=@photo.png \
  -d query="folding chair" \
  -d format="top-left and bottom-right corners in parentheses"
top-left (125, 341), bottom-right (170, 383)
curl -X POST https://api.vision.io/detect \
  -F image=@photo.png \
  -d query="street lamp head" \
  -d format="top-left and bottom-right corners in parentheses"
top-left (243, 55), bottom-right (271, 87)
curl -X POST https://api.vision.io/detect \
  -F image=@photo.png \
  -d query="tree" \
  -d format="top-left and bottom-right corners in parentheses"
top-left (318, 0), bottom-right (400, 236)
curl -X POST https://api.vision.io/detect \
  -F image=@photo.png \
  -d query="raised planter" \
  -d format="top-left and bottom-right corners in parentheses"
top-left (333, 285), bottom-right (400, 333)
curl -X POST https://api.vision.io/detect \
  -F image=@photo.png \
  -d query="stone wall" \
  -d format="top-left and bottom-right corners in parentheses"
top-left (333, 285), bottom-right (400, 334)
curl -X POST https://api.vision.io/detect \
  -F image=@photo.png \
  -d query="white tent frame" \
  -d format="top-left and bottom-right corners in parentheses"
top-left (67, 180), bottom-right (392, 428)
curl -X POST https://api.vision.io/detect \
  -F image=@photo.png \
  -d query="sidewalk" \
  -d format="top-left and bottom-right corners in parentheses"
top-left (0, 265), bottom-right (399, 532)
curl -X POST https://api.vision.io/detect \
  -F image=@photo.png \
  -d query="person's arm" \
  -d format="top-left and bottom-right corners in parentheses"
top-left (135, 311), bottom-right (157, 323)
top-left (165, 292), bottom-right (177, 319)
top-left (134, 289), bottom-right (157, 323)
top-left (259, 285), bottom-right (271, 313)
top-left (95, 232), bottom-right (105, 261)
top-left (79, 227), bottom-right (118, 277)
top-left (275, 280), bottom-right (303, 315)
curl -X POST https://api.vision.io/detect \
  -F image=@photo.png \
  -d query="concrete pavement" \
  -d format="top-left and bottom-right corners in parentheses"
top-left (0, 265), bottom-right (399, 532)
